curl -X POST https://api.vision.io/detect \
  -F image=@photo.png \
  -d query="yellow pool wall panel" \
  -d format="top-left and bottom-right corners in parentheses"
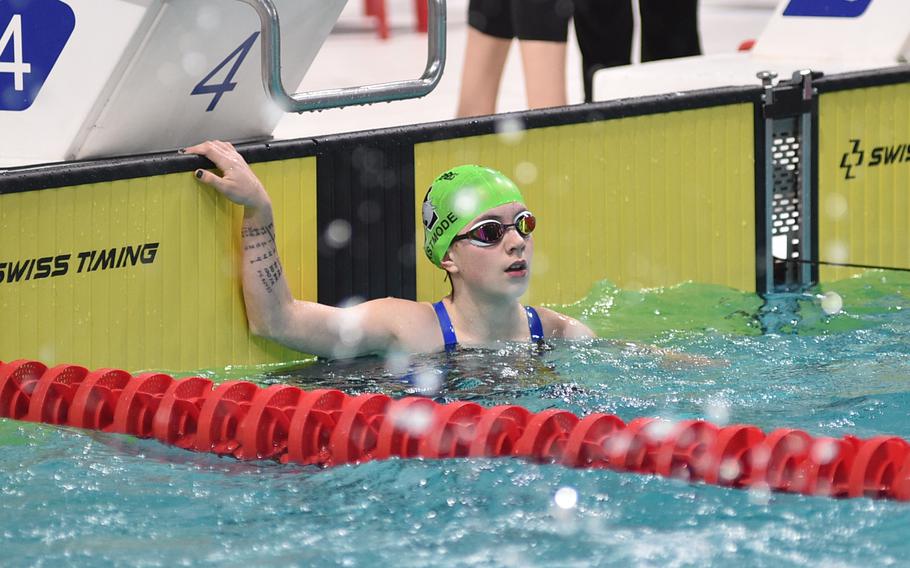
top-left (818, 83), bottom-right (910, 283)
top-left (0, 157), bottom-right (318, 371)
top-left (414, 104), bottom-right (757, 305)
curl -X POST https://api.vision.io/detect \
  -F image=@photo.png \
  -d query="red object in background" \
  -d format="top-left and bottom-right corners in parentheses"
top-left (365, 0), bottom-right (428, 40)
top-left (738, 39), bottom-right (756, 52)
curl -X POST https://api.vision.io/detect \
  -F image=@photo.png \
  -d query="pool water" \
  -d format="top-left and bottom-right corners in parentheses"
top-left (2, 271), bottom-right (910, 567)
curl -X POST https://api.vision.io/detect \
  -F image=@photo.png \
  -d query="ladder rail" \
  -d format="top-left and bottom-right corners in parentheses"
top-left (238, 0), bottom-right (447, 113)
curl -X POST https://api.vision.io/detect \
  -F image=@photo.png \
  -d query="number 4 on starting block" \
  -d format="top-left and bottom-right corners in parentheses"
top-left (0, 0), bottom-right (75, 112)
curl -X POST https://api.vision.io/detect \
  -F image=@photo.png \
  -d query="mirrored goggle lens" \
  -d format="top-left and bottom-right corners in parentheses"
top-left (470, 222), bottom-right (506, 243)
top-left (515, 212), bottom-right (536, 236)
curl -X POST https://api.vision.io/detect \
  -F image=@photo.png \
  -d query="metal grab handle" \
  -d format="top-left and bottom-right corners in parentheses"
top-left (238, 0), bottom-right (447, 113)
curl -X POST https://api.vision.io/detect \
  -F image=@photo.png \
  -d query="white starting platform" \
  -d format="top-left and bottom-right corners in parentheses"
top-left (593, 0), bottom-right (910, 100)
top-left (0, 0), bottom-right (444, 168)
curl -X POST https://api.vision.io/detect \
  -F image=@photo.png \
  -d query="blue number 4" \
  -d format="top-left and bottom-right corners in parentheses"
top-left (191, 31), bottom-right (259, 112)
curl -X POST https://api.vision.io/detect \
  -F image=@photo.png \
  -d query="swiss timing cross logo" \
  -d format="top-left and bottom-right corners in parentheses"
top-left (839, 139), bottom-right (864, 180)
top-left (838, 138), bottom-right (910, 180)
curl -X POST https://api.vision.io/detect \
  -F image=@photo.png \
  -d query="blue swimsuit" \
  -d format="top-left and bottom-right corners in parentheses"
top-left (432, 300), bottom-right (544, 351)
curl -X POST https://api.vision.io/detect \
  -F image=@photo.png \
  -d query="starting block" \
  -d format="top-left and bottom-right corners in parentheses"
top-left (1, 0), bottom-right (347, 166)
top-left (0, 0), bottom-right (445, 167)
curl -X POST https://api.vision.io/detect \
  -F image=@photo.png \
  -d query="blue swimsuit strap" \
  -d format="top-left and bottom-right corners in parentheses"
top-left (525, 306), bottom-right (544, 342)
top-left (432, 301), bottom-right (545, 350)
top-left (433, 301), bottom-right (458, 351)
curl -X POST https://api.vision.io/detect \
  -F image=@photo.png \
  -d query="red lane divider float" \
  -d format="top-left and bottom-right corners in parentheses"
top-left (2, 358), bottom-right (910, 501)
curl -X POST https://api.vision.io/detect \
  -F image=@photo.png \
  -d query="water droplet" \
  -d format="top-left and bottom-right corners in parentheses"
top-left (195, 6), bottom-right (221, 31)
top-left (452, 188), bottom-right (480, 218)
top-left (325, 219), bottom-right (352, 248)
top-left (554, 487), bottom-right (577, 509)
top-left (603, 431), bottom-right (633, 455)
top-left (825, 241), bottom-right (848, 264)
top-left (747, 482), bottom-right (772, 505)
top-left (390, 404), bottom-right (434, 435)
top-left (820, 291), bottom-right (843, 315)
top-left (514, 161), bottom-right (538, 185)
top-left (810, 439), bottom-right (840, 465)
top-left (704, 400), bottom-right (730, 426)
top-left (825, 193), bottom-right (848, 220)
top-left (413, 366), bottom-right (442, 395)
top-left (749, 445), bottom-right (771, 470)
top-left (718, 459), bottom-right (741, 482)
top-left (384, 350), bottom-right (410, 376)
top-left (181, 52), bottom-right (207, 76)
top-left (643, 419), bottom-right (674, 442)
top-left (494, 116), bottom-right (526, 145)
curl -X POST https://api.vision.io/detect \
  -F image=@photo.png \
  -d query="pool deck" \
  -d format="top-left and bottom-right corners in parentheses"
top-left (272, 0), bottom-right (776, 142)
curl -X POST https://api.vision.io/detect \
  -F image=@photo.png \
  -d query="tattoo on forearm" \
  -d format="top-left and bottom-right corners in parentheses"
top-left (256, 260), bottom-right (283, 293)
top-left (242, 223), bottom-right (276, 257)
top-left (242, 223), bottom-right (283, 292)
top-left (241, 224), bottom-right (275, 238)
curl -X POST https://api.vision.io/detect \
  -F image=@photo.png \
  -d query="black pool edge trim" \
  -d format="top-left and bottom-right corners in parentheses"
top-left (0, 85), bottom-right (761, 195)
top-left (810, 96), bottom-right (820, 287)
top-left (0, 138), bottom-right (320, 195)
top-left (753, 102), bottom-right (768, 296)
top-left (814, 64), bottom-right (910, 94)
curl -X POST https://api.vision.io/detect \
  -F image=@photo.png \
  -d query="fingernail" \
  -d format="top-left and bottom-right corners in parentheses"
top-left (195, 169), bottom-right (204, 179)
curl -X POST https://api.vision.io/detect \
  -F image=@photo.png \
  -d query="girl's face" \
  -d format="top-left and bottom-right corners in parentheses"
top-left (443, 202), bottom-right (535, 300)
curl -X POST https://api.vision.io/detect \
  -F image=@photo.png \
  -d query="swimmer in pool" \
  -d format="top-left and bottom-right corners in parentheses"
top-left (185, 140), bottom-right (594, 359)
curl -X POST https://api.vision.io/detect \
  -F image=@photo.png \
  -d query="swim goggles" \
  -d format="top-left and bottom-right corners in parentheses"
top-left (451, 211), bottom-right (536, 247)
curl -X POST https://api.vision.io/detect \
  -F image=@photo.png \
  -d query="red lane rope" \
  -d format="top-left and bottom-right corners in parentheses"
top-left (2, 358), bottom-right (909, 501)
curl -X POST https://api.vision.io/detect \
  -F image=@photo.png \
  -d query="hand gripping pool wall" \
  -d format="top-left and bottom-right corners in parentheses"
top-left (3, 357), bottom-right (910, 501)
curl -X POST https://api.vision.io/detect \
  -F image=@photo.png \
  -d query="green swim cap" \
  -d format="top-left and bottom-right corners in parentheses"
top-left (421, 165), bottom-right (525, 267)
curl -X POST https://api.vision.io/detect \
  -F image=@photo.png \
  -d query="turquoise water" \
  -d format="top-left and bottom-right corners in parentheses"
top-left (3, 271), bottom-right (910, 567)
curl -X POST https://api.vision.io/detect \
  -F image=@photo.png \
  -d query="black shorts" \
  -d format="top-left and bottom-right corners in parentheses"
top-left (468, 0), bottom-right (572, 42)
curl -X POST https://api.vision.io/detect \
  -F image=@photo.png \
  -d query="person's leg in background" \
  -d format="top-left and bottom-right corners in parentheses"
top-left (513, 0), bottom-right (573, 110)
top-left (639, 0), bottom-right (701, 62)
top-left (457, 0), bottom-right (514, 117)
top-left (573, 0), bottom-right (633, 102)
